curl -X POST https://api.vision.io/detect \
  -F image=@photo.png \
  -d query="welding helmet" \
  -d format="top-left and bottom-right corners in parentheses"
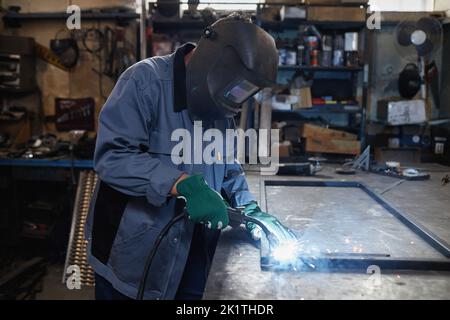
top-left (186, 16), bottom-right (278, 121)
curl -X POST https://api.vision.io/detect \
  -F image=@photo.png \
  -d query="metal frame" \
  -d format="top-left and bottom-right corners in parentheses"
top-left (259, 179), bottom-right (450, 272)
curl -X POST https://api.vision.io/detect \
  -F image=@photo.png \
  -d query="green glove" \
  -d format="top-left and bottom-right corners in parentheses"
top-left (243, 201), bottom-right (297, 244)
top-left (177, 175), bottom-right (229, 229)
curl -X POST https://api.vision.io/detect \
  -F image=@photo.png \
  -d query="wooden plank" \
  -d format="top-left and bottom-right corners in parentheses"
top-left (305, 137), bottom-right (360, 155)
top-left (300, 123), bottom-right (358, 141)
top-left (307, 6), bottom-right (366, 22)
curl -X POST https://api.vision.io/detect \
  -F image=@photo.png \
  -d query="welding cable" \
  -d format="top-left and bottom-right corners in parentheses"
top-left (137, 211), bottom-right (186, 300)
top-left (137, 207), bottom-right (282, 299)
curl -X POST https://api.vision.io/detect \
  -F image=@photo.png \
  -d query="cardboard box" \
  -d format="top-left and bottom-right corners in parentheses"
top-left (280, 6), bottom-right (307, 20)
top-left (377, 99), bottom-right (427, 126)
top-left (260, 7), bottom-right (281, 22)
top-left (271, 95), bottom-right (298, 111)
top-left (306, 0), bottom-right (368, 4)
top-left (374, 147), bottom-right (421, 164)
top-left (307, 6), bottom-right (366, 22)
top-left (292, 87), bottom-right (312, 109)
top-left (1, 117), bottom-right (31, 147)
top-left (267, 0), bottom-right (306, 4)
top-left (341, 0), bottom-right (368, 4)
top-left (306, 0), bottom-right (341, 4)
top-left (277, 141), bottom-right (292, 157)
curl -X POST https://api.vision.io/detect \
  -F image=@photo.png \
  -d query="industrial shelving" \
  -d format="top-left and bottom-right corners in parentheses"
top-left (252, 2), bottom-right (370, 149)
top-left (148, 2), bottom-right (370, 151)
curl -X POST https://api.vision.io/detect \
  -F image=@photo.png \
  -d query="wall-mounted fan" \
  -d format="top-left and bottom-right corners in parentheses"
top-left (394, 16), bottom-right (443, 103)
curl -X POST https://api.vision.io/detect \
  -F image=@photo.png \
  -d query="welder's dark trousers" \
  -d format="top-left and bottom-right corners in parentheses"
top-left (174, 224), bottom-right (220, 300)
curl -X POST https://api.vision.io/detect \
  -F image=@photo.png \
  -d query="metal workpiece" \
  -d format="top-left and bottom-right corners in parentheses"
top-left (204, 165), bottom-right (450, 299)
top-left (258, 179), bottom-right (450, 272)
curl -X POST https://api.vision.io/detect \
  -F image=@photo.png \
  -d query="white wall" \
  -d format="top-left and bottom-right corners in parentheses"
top-left (369, 0), bottom-right (434, 11)
top-left (434, 0), bottom-right (450, 11)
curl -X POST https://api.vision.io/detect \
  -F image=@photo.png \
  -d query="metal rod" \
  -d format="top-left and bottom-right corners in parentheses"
top-left (140, 0), bottom-right (147, 60)
top-left (360, 184), bottom-right (450, 258)
top-left (262, 256), bottom-right (450, 272)
top-left (62, 171), bottom-right (85, 284)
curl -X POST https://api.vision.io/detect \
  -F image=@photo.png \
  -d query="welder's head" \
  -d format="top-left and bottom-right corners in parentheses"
top-left (186, 12), bottom-right (278, 121)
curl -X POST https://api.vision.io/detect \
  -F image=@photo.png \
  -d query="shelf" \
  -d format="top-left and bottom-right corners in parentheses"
top-left (273, 104), bottom-right (362, 114)
top-left (278, 65), bottom-right (363, 72)
top-left (369, 120), bottom-right (428, 127)
top-left (152, 20), bottom-right (208, 31)
top-left (151, 19), bottom-right (365, 32)
top-left (3, 10), bottom-right (139, 26)
top-left (260, 20), bottom-right (366, 31)
top-left (0, 158), bottom-right (94, 168)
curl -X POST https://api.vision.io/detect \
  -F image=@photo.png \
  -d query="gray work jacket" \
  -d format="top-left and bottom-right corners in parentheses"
top-left (85, 45), bottom-right (255, 299)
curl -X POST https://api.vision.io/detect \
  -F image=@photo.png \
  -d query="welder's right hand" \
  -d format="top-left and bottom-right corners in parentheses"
top-left (176, 174), bottom-right (229, 230)
top-left (243, 201), bottom-right (297, 244)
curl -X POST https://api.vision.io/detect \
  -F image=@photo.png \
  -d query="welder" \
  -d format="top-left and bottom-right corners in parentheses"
top-left (84, 12), bottom-right (296, 300)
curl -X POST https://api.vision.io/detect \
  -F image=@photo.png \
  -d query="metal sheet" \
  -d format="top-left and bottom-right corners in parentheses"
top-left (260, 180), bottom-right (450, 272)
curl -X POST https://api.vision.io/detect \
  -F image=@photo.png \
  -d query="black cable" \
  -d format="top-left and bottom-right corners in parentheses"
top-left (136, 206), bottom-right (280, 300)
top-left (136, 211), bottom-right (186, 300)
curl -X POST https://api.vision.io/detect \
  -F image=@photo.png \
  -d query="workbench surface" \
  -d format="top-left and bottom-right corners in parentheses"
top-left (203, 164), bottom-right (450, 299)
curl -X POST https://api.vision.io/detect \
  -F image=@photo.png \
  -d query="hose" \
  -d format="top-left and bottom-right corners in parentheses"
top-left (136, 206), bottom-right (279, 300)
top-left (136, 211), bottom-right (186, 300)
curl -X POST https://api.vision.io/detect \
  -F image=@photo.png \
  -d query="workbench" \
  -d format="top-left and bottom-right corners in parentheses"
top-left (204, 164), bottom-right (450, 299)
top-left (0, 158), bottom-right (93, 169)
top-left (0, 157), bottom-right (93, 250)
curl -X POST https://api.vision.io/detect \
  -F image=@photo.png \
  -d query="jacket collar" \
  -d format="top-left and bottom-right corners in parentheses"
top-left (173, 42), bottom-right (196, 113)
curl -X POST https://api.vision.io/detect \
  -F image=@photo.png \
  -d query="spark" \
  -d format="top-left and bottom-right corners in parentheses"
top-left (271, 241), bottom-right (300, 264)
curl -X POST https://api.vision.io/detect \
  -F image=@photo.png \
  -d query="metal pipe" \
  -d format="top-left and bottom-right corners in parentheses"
top-left (140, 0), bottom-right (147, 60)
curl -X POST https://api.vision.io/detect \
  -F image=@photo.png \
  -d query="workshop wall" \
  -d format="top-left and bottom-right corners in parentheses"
top-left (434, 0), bottom-right (450, 12)
top-left (0, 0), bottom-right (138, 137)
top-left (368, 12), bottom-right (444, 122)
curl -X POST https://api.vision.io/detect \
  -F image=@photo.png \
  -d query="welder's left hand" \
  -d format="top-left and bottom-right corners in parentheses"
top-left (242, 201), bottom-right (297, 244)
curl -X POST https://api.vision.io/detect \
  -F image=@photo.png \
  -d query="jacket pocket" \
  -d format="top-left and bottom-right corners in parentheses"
top-left (109, 223), bottom-right (177, 293)
top-left (91, 181), bottom-right (130, 264)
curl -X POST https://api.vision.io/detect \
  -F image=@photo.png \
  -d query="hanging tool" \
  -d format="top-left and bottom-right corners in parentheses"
top-left (35, 42), bottom-right (71, 72)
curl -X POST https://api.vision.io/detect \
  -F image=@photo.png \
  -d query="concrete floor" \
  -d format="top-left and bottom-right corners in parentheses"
top-left (36, 264), bottom-right (94, 300)
top-left (35, 163), bottom-right (450, 299)
top-left (203, 163), bottom-right (450, 299)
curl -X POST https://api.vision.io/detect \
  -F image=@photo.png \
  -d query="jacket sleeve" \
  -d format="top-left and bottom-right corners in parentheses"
top-left (221, 161), bottom-right (256, 208)
top-left (94, 75), bottom-right (184, 207)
